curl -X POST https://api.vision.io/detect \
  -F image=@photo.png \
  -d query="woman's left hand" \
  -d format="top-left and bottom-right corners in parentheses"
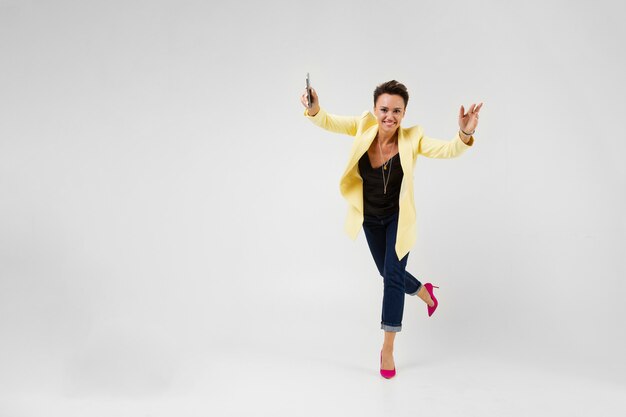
top-left (458, 102), bottom-right (483, 134)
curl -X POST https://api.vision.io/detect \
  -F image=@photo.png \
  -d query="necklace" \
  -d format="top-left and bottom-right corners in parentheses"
top-left (377, 138), bottom-right (393, 194)
top-left (377, 139), bottom-right (389, 171)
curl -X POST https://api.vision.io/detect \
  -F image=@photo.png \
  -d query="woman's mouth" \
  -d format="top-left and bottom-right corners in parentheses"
top-left (384, 120), bottom-right (395, 126)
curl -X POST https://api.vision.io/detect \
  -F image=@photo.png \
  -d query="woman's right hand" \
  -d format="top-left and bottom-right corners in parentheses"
top-left (300, 87), bottom-right (320, 116)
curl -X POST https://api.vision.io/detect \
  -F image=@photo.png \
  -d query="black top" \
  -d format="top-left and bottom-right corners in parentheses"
top-left (358, 151), bottom-right (404, 217)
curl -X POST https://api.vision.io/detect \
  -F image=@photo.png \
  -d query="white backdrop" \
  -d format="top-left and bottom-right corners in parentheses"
top-left (1, 0), bottom-right (625, 413)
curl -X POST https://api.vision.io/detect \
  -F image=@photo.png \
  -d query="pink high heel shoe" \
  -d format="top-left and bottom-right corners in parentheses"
top-left (380, 350), bottom-right (396, 379)
top-left (423, 283), bottom-right (439, 317)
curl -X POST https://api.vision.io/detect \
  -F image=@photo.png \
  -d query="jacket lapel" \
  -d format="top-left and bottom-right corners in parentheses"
top-left (342, 124), bottom-right (378, 178)
top-left (397, 127), bottom-right (413, 200)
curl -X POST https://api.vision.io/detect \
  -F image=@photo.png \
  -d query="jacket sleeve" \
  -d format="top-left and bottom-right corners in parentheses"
top-left (303, 106), bottom-right (359, 137)
top-left (415, 126), bottom-right (474, 159)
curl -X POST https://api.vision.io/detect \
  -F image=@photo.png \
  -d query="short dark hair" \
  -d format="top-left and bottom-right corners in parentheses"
top-left (373, 80), bottom-right (409, 109)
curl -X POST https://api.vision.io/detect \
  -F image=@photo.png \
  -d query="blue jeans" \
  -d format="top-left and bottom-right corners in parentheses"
top-left (362, 211), bottom-right (423, 332)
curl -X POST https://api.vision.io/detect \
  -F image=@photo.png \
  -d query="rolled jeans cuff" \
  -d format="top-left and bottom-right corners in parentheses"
top-left (408, 283), bottom-right (422, 296)
top-left (381, 323), bottom-right (402, 332)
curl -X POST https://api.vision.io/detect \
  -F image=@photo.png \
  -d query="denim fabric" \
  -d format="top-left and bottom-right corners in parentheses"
top-left (362, 211), bottom-right (422, 332)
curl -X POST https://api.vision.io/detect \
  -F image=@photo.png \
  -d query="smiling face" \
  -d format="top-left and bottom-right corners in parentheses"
top-left (374, 93), bottom-right (406, 135)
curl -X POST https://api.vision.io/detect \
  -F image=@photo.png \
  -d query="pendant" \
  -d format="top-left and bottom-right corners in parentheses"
top-left (384, 164), bottom-right (387, 170)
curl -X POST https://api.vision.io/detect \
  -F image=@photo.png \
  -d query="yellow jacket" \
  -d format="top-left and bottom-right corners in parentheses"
top-left (304, 106), bottom-right (474, 259)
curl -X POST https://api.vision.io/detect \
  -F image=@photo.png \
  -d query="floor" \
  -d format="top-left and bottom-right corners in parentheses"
top-left (3, 346), bottom-right (625, 417)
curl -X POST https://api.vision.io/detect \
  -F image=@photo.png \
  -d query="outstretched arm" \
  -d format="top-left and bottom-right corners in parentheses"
top-left (417, 131), bottom-right (473, 159)
top-left (300, 87), bottom-right (359, 137)
top-left (416, 102), bottom-right (483, 159)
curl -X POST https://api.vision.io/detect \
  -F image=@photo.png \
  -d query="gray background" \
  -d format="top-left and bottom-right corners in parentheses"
top-left (1, 0), bottom-right (625, 415)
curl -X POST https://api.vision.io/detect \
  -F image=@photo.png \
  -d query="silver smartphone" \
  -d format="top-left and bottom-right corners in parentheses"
top-left (306, 73), bottom-right (312, 108)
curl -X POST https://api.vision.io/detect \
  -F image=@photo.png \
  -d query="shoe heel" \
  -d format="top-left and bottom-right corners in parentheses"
top-left (424, 283), bottom-right (439, 317)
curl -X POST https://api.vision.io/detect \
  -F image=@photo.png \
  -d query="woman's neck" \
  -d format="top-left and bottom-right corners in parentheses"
top-left (376, 129), bottom-right (398, 146)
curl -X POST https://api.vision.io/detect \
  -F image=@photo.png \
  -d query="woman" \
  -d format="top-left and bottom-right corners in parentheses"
top-left (300, 80), bottom-right (482, 379)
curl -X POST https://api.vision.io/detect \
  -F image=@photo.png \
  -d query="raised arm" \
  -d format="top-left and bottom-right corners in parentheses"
top-left (417, 130), bottom-right (473, 159)
top-left (300, 87), bottom-right (359, 137)
top-left (414, 101), bottom-right (483, 159)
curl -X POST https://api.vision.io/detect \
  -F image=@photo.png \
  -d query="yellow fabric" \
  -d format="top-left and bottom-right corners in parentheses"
top-left (304, 106), bottom-right (474, 259)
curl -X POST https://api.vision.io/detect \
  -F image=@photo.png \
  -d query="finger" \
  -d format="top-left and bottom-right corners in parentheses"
top-left (475, 102), bottom-right (483, 113)
top-left (469, 103), bottom-right (476, 113)
top-left (459, 105), bottom-right (465, 118)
